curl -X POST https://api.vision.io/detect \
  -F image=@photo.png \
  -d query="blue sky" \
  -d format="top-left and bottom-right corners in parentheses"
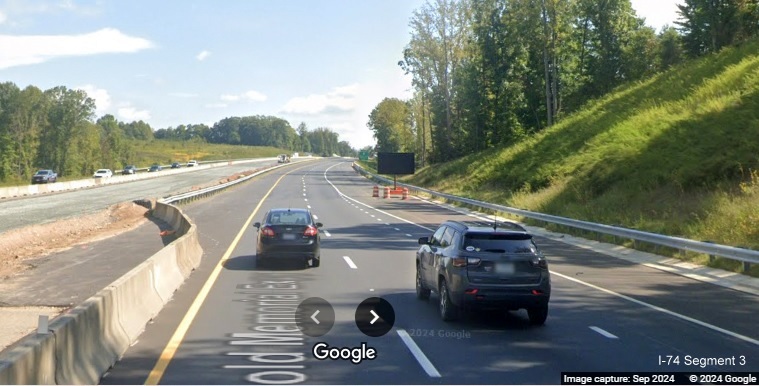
top-left (0, 0), bottom-right (682, 149)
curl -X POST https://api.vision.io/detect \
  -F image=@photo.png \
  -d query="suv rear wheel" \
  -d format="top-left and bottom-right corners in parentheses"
top-left (416, 264), bottom-right (430, 300)
top-left (439, 280), bottom-right (457, 321)
top-left (527, 304), bottom-right (548, 326)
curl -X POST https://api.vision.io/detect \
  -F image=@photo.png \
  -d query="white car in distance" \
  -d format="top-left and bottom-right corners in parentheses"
top-left (93, 169), bottom-right (113, 178)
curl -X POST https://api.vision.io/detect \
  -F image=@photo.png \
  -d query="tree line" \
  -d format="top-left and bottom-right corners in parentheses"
top-left (368, 0), bottom-right (759, 165)
top-left (0, 82), bottom-right (356, 183)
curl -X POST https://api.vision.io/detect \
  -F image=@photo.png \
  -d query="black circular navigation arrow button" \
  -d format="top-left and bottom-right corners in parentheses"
top-left (355, 297), bottom-right (395, 337)
top-left (295, 297), bottom-right (335, 337)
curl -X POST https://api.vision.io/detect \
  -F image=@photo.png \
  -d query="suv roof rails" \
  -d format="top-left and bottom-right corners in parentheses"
top-left (446, 219), bottom-right (527, 232)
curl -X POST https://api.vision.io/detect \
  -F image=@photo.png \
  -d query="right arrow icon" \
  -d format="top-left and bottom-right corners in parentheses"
top-left (355, 297), bottom-right (395, 337)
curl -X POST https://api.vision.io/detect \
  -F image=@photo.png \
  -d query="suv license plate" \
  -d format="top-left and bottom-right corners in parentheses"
top-left (282, 234), bottom-right (297, 240)
top-left (495, 262), bottom-right (514, 274)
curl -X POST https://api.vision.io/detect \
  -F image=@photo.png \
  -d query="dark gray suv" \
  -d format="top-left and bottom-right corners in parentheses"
top-left (416, 220), bottom-right (551, 325)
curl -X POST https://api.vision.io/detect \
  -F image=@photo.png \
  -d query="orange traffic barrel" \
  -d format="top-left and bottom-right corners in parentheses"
top-left (372, 185), bottom-right (379, 197)
top-left (383, 187), bottom-right (390, 198)
top-left (402, 188), bottom-right (409, 200)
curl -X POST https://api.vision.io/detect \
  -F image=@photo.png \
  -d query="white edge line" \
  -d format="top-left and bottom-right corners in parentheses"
top-left (589, 326), bottom-right (618, 339)
top-left (342, 256), bottom-right (358, 269)
top-left (323, 164), bottom-right (434, 232)
top-left (327, 162), bottom-right (759, 348)
top-left (397, 329), bottom-right (442, 378)
top-left (554, 271), bottom-right (759, 346)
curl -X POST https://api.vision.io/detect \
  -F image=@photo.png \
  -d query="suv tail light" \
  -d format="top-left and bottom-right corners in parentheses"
top-left (261, 226), bottom-right (276, 238)
top-left (453, 257), bottom-right (481, 267)
top-left (303, 226), bottom-right (318, 237)
top-left (530, 257), bottom-right (548, 268)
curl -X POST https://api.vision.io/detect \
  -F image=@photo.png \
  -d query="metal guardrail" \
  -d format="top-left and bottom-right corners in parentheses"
top-left (353, 163), bottom-right (759, 272)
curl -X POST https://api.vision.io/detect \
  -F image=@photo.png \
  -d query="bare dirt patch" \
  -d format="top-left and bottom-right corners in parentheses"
top-left (0, 202), bottom-right (150, 280)
top-left (0, 166), bottom-right (269, 280)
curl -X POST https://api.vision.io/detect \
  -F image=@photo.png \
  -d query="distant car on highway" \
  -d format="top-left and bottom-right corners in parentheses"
top-left (149, 164), bottom-right (163, 172)
top-left (253, 208), bottom-right (322, 268)
top-left (416, 220), bottom-right (551, 325)
top-left (121, 165), bottom-right (137, 175)
top-left (93, 169), bottom-right (113, 178)
top-left (171, 162), bottom-right (181, 169)
top-left (31, 169), bottom-right (57, 184)
top-left (187, 160), bottom-right (198, 167)
top-left (277, 154), bottom-right (291, 163)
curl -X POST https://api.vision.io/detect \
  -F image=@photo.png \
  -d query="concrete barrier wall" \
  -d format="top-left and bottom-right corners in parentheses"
top-left (0, 334), bottom-right (56, 384)
top-left (0, 158), bottom-right (277, 200)
top-left (0, 201), bottom-right (203, 385)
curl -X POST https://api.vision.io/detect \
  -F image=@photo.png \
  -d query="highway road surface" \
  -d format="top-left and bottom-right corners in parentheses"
top-left (100, 159), bottom-right (759, 384)
top-left (0, 158), bottom-right (301, 233)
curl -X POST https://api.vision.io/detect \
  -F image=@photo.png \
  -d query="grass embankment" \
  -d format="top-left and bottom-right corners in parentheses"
top-left (0, 140), bottom-right (288, 187)
top-left (130, 140), bottom-right (286, 166)
top-left (393, 40), bottom-right (759, 275)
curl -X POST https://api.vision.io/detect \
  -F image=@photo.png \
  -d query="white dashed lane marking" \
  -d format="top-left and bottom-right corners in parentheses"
top-left (590, 326), bottom-right (619, 339)
top-left (343, 256), bottom-right (358, 269)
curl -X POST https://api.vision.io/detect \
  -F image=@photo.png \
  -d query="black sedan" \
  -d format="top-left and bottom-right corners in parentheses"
top-left (254, 208), bottom-right (322, 268)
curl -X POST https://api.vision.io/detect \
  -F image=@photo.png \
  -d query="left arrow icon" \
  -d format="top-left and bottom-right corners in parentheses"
top-left (311, 310), bottom-right (321, 324)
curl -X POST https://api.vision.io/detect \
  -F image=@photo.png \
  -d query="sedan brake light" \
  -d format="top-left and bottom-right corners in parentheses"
top-left (303, 226), bottom-right (318, 237)
top-left (261, 226), bottom-right (276, 237)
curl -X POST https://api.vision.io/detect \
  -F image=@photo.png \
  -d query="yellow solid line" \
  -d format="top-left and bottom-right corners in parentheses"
top-left (144, 165), bottom-right (308, 385)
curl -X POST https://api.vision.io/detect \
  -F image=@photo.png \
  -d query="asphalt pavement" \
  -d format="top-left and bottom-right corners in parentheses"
top-left (96, 159), bottom-right (759, 385)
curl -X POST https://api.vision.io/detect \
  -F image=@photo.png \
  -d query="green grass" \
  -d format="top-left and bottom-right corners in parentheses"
top-left (129, 139), bottom-right (286, 166)
top-left (0, 140), bottom-right (289, 187)
top-left (401, 39), bottom-right (759, 275)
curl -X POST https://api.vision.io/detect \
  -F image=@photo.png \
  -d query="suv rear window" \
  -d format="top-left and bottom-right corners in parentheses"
top-left (464, 233), bottom-right (536, 253)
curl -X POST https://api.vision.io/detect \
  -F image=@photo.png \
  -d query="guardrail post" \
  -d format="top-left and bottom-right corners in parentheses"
top-left (703, 241), bottom-right (716, 264)
top-left (743, 262), bottom-right (751, 273)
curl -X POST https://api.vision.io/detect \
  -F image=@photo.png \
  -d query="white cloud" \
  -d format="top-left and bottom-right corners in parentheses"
top-left (220, 90), bottom-right (267, 102)
top-left (205, 103), bottom-right (228, 108)
top-left (0, 28), bottom-right (154, 70)
top-left (169, 92), bottom-right (199, 98)
top-left (118, 105), bottom-right (151, 121)
top-left (75, 84), bottom-right (111, 116)
top-left (196, 50), bottom-right (211, 61)
top-left (220, 94), bottom-right (240, 102)
top-left (630, 0), bottom-right (683, 31)
top-left (281, 84), bottom-right (359, 116)
top-left (0, 10), bottom-right (7, 24)
top-left (242, 90), bottom-right (267, 102)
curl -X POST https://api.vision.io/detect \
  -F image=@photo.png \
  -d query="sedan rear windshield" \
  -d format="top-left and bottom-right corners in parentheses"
top-left (463, 233), bottom-right (536, 253)
top-left (268, 211), bottom-right (310, 225)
